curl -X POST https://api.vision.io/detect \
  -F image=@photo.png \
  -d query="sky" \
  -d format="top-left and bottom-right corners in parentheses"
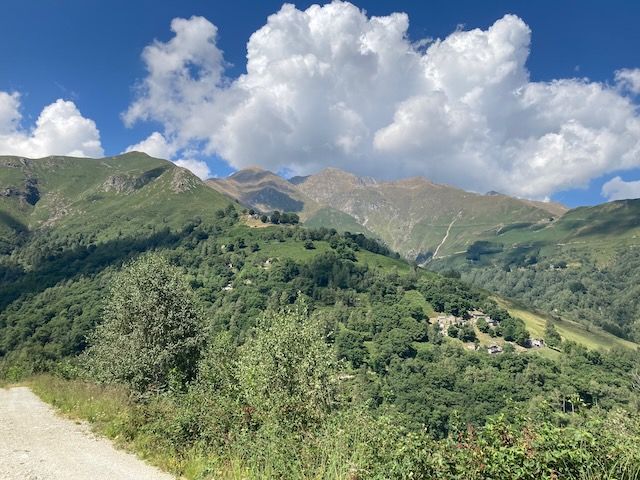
top-left (1, 0), bottom-right (639, 206)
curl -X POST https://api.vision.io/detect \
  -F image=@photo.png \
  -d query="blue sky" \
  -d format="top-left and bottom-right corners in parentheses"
top-left (1, 0), bottom-right (639, 206)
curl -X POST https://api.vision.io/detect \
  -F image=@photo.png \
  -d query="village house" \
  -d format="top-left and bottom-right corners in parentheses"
top-left (468, 309), bottom-right (497, 326)
top-left (435, 314), bottom-right (463, 332)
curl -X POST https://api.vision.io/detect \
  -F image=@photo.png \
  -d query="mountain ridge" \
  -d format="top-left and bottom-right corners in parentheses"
top-left (207, 165), bottom-right (568, 260)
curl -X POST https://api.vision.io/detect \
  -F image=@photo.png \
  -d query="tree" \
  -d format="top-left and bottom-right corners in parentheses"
top-left (458, 324), bottom-right (477, 342)
top-left (87, 253), bottom-right (203, 394)
top-left (568, 281), bottom-right (587, 294)
top-left (477, 317), bottom-right (489, 333)
top-left (336, 328), bottom-right (367, 367)
top-left (304, 239), bottom-right (316, 250)
top-left (500, 317), bottom-right (530, 346)
top-left (238, 300), bottom-right (338, 430)
top-left (282, 212), bottom-right (299, 224)
top-left (447, 324), bottom-right (460, 338)
top-left (544, 320), bottom-right (562, 347)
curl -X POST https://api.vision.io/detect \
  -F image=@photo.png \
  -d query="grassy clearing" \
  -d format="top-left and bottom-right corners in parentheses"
top-left (404, 289), bottom-right (436, 317)
top-left (357, 249), bottom-right (409, 272)
top-left (495, 297), bottom-right (638, 350)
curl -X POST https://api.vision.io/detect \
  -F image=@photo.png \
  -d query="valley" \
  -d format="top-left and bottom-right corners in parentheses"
top-left (207, 164), bottom-right (640, 344)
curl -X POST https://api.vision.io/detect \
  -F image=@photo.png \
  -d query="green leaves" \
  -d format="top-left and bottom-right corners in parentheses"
top-left (87, 253), bottom-right (203, 394)
top-left (238, 300), bottom-right (339, 431)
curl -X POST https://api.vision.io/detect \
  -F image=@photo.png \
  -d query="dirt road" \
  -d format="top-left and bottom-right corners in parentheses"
top-left (0, 386), bottom-right (175, 480)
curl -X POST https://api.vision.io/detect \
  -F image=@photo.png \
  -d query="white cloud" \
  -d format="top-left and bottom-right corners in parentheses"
top-left (616, 68), bottom-right (640, 94)
top-left (174, 158), bottom-right (211, 179)
top-left (0, 92), bottom-right (103, 158)
top-left (124, 3), bottom-right (640, 199)
top-left (123, 15), bottom-right (227, 140)
top-left (601, 176), bottom-right (640, 201)
top-left (0, 92), bottom-right (22, 135)
top-left (125, 131), bottom-right (176, 158)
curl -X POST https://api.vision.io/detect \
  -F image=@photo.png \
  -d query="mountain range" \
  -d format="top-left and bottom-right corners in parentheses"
top-left (207, 164), bottom-right (640, 341)
top-left (207, 165), bottom-right (568, 261)
top-left (2, 153), bottom-right (639, 342)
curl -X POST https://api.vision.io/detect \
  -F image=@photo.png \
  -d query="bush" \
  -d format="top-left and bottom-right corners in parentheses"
top-left (86, 253), bottom-right (203, 394)
top-left (238, 300), bottom-right (339, 431)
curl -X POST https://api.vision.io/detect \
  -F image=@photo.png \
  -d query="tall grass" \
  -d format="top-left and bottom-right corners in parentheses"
top-left (26, 375), bottom-right (226, 478)
top-left (23, 375), bottom-right (640, 480)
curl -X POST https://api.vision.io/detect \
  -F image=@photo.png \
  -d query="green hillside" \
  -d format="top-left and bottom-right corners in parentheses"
top-left (495, 297), bottom-right (638, 351)
top-left (0, 153), bottom-right (230, 250)
top-left (431, 199), bottom-right (640, 341)
top-left (303, 206), bottom-right (378, 237)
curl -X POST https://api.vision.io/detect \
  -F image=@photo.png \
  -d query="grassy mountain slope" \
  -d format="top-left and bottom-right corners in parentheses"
top-left (495, 297), bottom-right (637, 351)
top-left (295, 169), bottom-right (566, 260)
top-left (0, 152), bottom-right (230, 250)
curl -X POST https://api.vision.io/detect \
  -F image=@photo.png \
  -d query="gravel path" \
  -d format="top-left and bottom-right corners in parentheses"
top-left (0, 386), bottom-right (175, 480)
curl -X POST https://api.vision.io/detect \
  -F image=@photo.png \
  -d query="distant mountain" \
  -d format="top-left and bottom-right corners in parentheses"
top-left (206, 167), bottom-right (378, 238)
top-left (207, 166), bottom-right (567, 261)
top-left (206, 167), bottom-right (309, 214)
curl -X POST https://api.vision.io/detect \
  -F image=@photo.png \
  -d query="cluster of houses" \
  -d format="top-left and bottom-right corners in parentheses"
top-left (435, 313), bottom-right (463, 332)
top-left (434, 309), bottom-right (545, 354)
top-left (486, 338), bottom-right (544, 354)
top-left (434, 309), bottom-right (497, 333)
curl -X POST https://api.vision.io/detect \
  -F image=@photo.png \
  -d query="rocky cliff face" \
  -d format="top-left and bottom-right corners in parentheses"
top-left (1, 178), bottom-right (40, 206)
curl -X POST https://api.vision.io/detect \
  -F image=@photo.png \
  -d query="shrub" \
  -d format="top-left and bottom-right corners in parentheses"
top-left (237, 300), bottom-right (339, 431)
top-left (86, 253), bottom-right (203, 395)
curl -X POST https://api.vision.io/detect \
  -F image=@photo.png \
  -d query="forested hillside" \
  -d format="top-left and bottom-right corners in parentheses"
top-left (432, 199), bottom-right (640, 342)
top-left (1, 155), bottom-right (640, 478)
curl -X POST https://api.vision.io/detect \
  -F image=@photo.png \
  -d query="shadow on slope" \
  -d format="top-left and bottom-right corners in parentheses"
top-left (0, 228), bottom-right (186, 311)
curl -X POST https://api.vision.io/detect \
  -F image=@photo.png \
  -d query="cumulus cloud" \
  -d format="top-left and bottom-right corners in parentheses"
top-left (0, 92), bottom-right (103, 158)
top-left (174, 158), bottom-right (211, 179)
top-left (125, 131), bottom-right (177, 158)
top-left (601, 176), bottom-right (640, 201)
top-left (124, 2), bottom-right (640, 199)
top-left (616, 68), bottom-right (640, 95)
